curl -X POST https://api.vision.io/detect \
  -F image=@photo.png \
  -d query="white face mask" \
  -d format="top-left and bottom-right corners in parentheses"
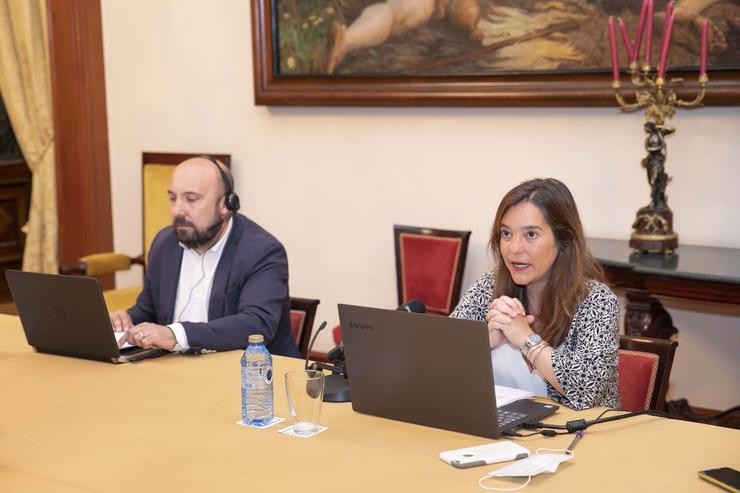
top-left (492, 449), bottom-right (573, 477)
top-left (479, 449), bottom-right (575, 491)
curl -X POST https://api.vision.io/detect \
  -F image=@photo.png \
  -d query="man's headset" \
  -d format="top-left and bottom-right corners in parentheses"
top-left (200, 155), bottom-right (240, 213)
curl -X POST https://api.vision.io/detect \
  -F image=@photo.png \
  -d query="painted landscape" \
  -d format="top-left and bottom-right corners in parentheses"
top-left (274, 0), bottom-right (740, 76)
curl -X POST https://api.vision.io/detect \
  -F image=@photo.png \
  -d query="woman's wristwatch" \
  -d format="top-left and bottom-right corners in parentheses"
top-left (521, 333), bottom-right (543, 357)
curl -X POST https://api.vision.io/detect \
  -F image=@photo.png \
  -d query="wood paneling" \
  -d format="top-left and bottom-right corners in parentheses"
top-left (47, 0), bottom-right (113, 288)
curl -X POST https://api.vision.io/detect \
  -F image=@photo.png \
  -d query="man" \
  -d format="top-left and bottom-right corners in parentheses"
top-left (110, 156), bottom-right (299, 357)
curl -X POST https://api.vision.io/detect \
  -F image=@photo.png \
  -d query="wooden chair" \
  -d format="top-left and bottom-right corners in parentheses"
top-left (59, 152), bottom-right (230, 311)
top-left (394, 224), bottom-right (471, 316)
top-left (618, 335), bottom-right (678, 412)
top-left (333, 225), bottom-right (471, 346)
top-left (289, 297), bottom-right (320, 359)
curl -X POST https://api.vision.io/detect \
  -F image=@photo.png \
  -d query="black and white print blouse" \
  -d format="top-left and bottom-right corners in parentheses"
top-left (450, 272), bottom-right (621, 410)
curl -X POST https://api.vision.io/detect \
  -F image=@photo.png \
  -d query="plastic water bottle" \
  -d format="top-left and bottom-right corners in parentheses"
top-left (241, 334), bottom-right (274, 426)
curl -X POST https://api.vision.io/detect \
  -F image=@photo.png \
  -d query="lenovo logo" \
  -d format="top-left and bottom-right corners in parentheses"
top-left (349, 321), bottom-right (373, 331)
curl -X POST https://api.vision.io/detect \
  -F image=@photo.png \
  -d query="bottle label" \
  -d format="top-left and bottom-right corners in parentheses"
top-left (246, 363), bottom-right (272, 390)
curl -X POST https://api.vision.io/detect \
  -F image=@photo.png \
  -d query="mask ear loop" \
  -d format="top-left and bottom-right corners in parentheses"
top-left (535, 448), bottom-right (575, 457)
top-left (478, 448), bottom-right (575, 490)
top-left (478, 474), bottom-right (531, 491)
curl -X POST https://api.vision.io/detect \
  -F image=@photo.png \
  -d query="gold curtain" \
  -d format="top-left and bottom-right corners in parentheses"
top-left (0, 0), bottom-right (58, 273)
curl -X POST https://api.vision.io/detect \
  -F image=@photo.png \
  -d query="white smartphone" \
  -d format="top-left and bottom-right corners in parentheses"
top-left (439, 441), bottom-right (530, 469)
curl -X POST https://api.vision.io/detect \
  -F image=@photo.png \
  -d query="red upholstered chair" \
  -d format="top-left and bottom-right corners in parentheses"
top-left (618, 335), bottom-right (678, 412)
top-left (394, 225), bottom-right (471, 316)
top-left (332, 324), bottom-right (343, 346)
top-left (332, 225), bottom-right (470, 345)
top-left (289, 297), bottom-right (320, 359)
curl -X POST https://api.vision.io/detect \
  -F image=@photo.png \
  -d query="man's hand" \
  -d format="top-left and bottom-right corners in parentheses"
top-left (117, 323), bottom-right (177, 351)
top-left (109, 310), bottom-right (134, 332)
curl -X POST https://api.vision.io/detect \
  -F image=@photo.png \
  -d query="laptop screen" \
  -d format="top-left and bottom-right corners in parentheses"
top-left (339, 304), bottom-right (502, 437)
top-left (338, 304), bottom-right (558, 438)
top-left (6, 270), bottom-right (166, 363)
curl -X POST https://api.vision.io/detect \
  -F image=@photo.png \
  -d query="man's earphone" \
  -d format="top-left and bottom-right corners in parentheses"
top-left (200, 155), bottom-right (240, 213)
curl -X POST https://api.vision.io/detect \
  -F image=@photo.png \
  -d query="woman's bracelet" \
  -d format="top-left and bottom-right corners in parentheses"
top-left (527, 342), bottom-right (549, 367)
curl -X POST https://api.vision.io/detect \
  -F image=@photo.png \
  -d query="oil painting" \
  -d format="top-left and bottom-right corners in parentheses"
top-left (251, 0), bottom-right (740, 105)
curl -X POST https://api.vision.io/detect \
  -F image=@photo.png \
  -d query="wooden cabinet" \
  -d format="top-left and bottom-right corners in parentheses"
top-left (588, 237), bottom-right (740, 338)
top-left (0, 160), bottom-right (31, 301)
top-left (0, 94), bottom-right (31, 302)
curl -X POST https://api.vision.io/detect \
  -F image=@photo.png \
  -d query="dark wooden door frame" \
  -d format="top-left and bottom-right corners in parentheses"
top-left (47, 0), bottom-right (114, 288)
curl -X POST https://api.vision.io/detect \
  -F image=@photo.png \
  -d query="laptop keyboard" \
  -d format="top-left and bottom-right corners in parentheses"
top-left (121, 347), bottom-right (169, 362)
top-left (497, 409), bottom-right (528, 429)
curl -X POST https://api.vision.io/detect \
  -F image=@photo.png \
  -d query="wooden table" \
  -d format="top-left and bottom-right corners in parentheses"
top-left (1, 315), bottom-right (738, 492)
top-left (588, 237), bottom-right (740, 338)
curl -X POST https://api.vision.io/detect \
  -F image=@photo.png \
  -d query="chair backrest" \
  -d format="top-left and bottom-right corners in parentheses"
top-left (332, 324), bottom-right (343, 346)
top-left (289, 297), bottom-right (320, 358)
top-left (618, 335), bottom-right (678, 411)
top-left (394, 225), bottom-right (471, 316)
top-left (141, 152), bottom-right (231, 262)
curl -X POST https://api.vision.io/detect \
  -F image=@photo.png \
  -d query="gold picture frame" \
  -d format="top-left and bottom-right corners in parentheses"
top-left (251, 0), bottom-right (740, 107)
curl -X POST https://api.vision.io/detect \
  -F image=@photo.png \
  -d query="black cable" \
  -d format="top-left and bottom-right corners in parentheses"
top-left (595, 408), bottom-right (624, 420)
top-left (521, 408), bottom-right (675, 434)
top-left (504, 428), bottom-right (569, 438)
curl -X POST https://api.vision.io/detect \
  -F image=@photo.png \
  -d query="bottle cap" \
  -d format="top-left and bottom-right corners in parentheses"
top-left (248, 334), bottom-right (264, 344)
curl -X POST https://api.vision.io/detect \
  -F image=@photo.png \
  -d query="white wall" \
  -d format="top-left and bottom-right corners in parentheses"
top-left (101, 0), bottom-right (740, 410)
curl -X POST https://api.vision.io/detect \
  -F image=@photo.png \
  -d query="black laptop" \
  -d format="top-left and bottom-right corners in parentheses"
top-left (337, 304), bottom-right (558, 439)
top-left (6, 270), bottom-right (168, 363)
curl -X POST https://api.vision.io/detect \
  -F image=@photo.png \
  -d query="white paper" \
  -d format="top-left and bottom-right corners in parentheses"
top-left (114, 331), bottom-right (134, 349)
top-left (495, 385), bottom-right (534, 408)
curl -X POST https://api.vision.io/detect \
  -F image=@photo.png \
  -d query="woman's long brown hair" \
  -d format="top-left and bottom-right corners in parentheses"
top-left (489, 178), bottom-right (603, 347)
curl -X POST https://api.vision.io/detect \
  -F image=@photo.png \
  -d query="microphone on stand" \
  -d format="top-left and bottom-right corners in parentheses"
top-left (322, 300), bottom-right (425, 370)
top-left (397, 299), bottom-right (426, 314)
top-left (303, 321), bottom-right (350, 403)
top-left (323, 299), bottom-right (425, 359)
top-left (326, 341), bottom-right (344, 362)
top-left (304, 321), bottom-right (327, 370)
top-left (315, 300), bottom-right (426, 404)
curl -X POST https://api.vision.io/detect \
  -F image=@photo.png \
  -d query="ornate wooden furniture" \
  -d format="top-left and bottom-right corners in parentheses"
top-left (0, 160), bottom-right (31, 302)
top-left (588, 237), bottom-right (740, 339)
top-left (618, 335), bottom-right (678, 412)
top-left (394, 224), bottom-right (471, 316)
top-left (0, 97), bottom-right (31, 302)
top-left (333, 225), bottom-right (471, 346)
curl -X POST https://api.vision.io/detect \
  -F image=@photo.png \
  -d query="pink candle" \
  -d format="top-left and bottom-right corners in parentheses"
top-left (608, 16), bottom-right (620, 81)
top-left (700, 19), bottom-right (709, 76)
top-left (634, 0), bottom-right (649, 61)
top-left (644, 0), bottom-right (654, 66)
top-left (618, 18), bottom-right (635, 61)
top-left (657, 11), bottom-right (675, 78)
top-left (665, 0), bottom-right (674, 23)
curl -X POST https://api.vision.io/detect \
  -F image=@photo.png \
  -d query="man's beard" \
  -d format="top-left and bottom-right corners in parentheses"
top-left (173, 214), bottom-right (223, 250)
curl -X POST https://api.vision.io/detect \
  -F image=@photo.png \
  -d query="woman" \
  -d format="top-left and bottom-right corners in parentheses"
top-left (451, 178), bottom-right (620, 410)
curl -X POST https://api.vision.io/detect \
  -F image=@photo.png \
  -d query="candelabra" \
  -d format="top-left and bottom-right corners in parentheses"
top-left (608, 0), bottom-right (709, 254)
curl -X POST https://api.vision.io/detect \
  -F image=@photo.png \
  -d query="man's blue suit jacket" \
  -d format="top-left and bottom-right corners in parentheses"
top-left (127, 213), bottom-right (300, 357)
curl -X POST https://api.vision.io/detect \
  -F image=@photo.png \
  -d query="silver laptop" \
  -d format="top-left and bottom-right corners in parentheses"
top-left (338, 304), bottom-right (558, 438)
top-left (6, 270), bottom-right (168, 363)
